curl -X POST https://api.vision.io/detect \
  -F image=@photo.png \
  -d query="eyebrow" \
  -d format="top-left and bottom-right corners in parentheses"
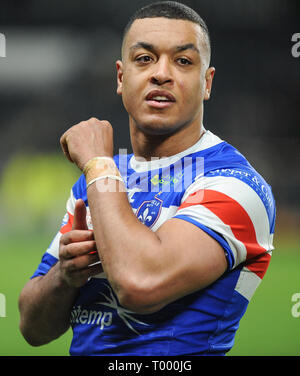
top-left (175, 43), bottom-right (200, 54)
top-left (129, 41), bottom-right (200, 55)
top-left (129, 42), bottom-right (156, 54)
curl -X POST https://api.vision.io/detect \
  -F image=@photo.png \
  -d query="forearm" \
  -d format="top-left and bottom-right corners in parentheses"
top-left (18, 262), bottom-right (79, 346)
top-left (87, 180), bottom-right (164, 311)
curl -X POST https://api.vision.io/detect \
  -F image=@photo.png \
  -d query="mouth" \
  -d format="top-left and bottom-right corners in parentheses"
top-left (145, 90), bottom-right (176, 109)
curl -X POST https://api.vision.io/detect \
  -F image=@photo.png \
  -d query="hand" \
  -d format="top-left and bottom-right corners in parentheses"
top-left (60, 117), bottom-right (114, 170)
top-left (59, 199), bottom-right (103, 288)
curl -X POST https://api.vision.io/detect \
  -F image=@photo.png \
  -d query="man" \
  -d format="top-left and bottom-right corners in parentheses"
top-left (18, 1), bottom-right (276, 356)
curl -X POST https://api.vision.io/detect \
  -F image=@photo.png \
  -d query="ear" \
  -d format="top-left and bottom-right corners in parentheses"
top-left (116, 60), bottom-right (123, 96)
top-left (204, 67), bottom-right (215, 101)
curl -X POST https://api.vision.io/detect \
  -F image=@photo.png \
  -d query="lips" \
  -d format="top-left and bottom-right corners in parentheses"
top-left (145, 90), bottom-right (176, 109)
top-left (146, 90), bottom-right (176, 102)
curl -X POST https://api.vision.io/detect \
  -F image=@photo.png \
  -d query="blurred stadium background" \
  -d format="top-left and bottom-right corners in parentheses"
top-left (0, 0), bottom-right (299, 356)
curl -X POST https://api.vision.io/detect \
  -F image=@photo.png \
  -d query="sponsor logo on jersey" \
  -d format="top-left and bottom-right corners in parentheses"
top-left (70, 283), bottom-right (149, 335)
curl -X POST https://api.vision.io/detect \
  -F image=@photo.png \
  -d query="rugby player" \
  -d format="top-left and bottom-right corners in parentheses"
top-left (18, 1), bottom-right (276, 355)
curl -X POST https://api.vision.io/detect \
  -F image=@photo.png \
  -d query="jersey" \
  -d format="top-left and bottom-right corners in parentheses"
top-left (31, 130), bottom-right (276, 355)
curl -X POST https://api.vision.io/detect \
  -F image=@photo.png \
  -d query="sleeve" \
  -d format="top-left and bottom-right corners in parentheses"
top-left (173, 173), bottom-right (276, 279)
top-left (30, 174), bottom-right (87, 278)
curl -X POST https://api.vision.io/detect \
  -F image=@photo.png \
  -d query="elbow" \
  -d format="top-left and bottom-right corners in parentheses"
top-left (114, 275), bottom-right (165, 314)
top-left (19, 320), bottom-right (47, 347)
top-left (18, 296), bottom-right (44, 347)
top-left (19, 317), bottom-right (63, 347)
top-left (18, 292), bottom-right (59, 347)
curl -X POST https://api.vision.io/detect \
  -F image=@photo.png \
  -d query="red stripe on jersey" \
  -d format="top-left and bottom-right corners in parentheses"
top-left (180, 189), bottom-right (270, 279)
top-left (245, 251), bottom-right (271, 279)
top-left (60, 212), bottom-right (74, 234)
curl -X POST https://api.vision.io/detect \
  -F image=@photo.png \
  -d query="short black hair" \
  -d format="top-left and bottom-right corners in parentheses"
top-left (122, 1), bottom-right (211, 59)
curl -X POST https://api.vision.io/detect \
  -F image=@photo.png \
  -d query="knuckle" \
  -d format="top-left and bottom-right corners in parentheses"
top-left (101, 121), bottom-right (113, 135)
top-left (102, 120), bottom-right (112, 128)
top-left (66, 259), bottom-right (76, 271)
top-left (65, 245), bottom-right (74, 259)
top-left (60, 131), bottom-right (69, 144)
top-left (59, 233), bottom-right (68, 248)
top-left (59, 243), bottom-right (72, 260)
top-left (76, 121), bottom-right (86, 129)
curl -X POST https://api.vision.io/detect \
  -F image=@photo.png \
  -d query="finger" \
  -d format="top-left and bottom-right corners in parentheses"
top-left (72, 199), bottom-right (88, 230)
top-left (60, 257), bottom-right (103, 288)
top-left (64, 252), bottom-right (100, 271)
top-left (72, 263), bottom-right (103, 287)
top-left (60, 230), bottom-right (94, 247)
top-left (60, 133), bottom-right (74, 163)
top-left (60, 240), bottom-right (97, 259)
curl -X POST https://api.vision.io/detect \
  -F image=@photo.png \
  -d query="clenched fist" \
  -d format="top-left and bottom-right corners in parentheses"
top-left (60, 117), bottom-right (114, 170)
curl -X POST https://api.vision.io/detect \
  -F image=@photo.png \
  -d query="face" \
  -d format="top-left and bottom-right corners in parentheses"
top-left (116, 17), bottom-right (215, 136)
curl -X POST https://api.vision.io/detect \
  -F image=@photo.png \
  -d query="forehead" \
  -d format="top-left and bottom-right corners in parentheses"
top-left (123, 17), bottom-right (205, 52)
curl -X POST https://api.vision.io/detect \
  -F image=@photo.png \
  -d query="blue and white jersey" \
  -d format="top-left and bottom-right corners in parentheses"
top-left (31, 130), bottom-right (276, 355)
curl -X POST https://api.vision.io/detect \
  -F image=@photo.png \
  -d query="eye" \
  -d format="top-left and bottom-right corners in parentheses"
top-left (135, 55), bottom-right (153, 64)
top-left (177, 57), bottom-right (192, 66)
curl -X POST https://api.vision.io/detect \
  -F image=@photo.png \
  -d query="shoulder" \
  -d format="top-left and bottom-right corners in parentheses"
top-left (176, 133), bottom-right (276, 272)
top-left (187, 131), bottom-right (276, 222)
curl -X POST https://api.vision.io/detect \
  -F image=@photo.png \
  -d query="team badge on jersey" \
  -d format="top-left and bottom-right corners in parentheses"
top-left (136, 195), bottom-right (163, 228)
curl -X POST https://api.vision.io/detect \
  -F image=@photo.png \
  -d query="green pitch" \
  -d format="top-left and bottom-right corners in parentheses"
top-left (0, 232), bottom-right (299, 356)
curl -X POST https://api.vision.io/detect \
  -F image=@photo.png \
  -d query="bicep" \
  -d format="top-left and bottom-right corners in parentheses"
top-left (153, 218), bottom-right (228, 305)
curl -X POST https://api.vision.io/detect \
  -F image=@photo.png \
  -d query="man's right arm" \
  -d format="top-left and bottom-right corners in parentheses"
top-left (18, 199), bottom-right (101, 346)
top-left (18, 263), bottom-right (79, 346)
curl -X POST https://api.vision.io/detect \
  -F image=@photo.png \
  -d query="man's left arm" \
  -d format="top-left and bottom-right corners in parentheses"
top-left (60, 118), bottom-right (228, 314)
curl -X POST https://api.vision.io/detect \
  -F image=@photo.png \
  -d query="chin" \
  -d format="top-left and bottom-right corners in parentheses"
top-left (132, 113), bottom-right (186, 136)
top-left (135, 121), bottom-right (181, 137)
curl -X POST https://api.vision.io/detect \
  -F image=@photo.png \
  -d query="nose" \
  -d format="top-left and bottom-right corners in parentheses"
top-left (150, 56), bottom-right (173, 86)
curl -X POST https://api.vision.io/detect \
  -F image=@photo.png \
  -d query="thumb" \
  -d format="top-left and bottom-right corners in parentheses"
top-left (72, 199), bottom-right (88, 230)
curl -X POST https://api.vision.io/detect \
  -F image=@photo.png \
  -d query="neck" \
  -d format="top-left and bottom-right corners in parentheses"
top-left (129, 119), bottom-right (205, 161)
